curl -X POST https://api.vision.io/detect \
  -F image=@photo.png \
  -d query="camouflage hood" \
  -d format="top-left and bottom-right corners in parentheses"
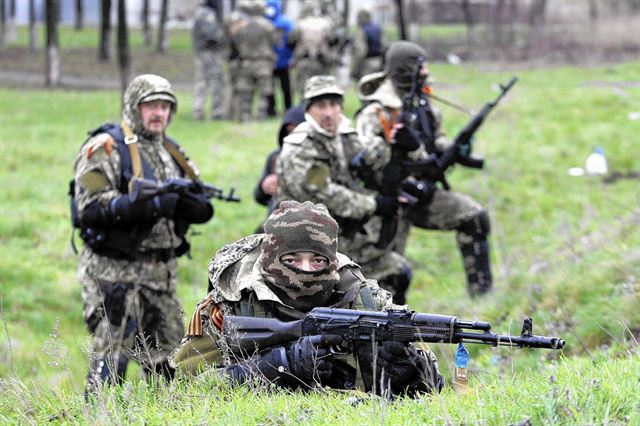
top-left (385, 40), bottom-right (427, 93)
top-left (258, 200), bottom-right (340, 312)
top-left (356, 71), bottom-right (402, 109)
top-left (122, 74), bottom-right (178, 135)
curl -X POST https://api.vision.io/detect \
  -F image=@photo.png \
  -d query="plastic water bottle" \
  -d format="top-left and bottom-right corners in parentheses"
top-left (585, 146), bottom-right (608, 176)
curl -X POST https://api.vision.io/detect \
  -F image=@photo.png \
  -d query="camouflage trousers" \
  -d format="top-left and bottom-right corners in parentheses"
top-left (294, 58), bottom-right (333, 99)
top-left (81, 276), bottom-right (184, 373)
top-left (231, 59), bottom-right (274, 122)
top-left (351, 56), bottom-right (383, 81)
top-left (338, 216), bottom-right (412, 302)
top-left (394, 189), bottom-right (484, 255)
top-left (193, 50), bottom-right (228, 120)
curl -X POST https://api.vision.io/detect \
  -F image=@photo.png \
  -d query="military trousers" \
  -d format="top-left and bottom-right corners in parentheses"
top-left (193, 50), bottom-right (228, 120)
top-left (81, 276), bottom-right (184, 372)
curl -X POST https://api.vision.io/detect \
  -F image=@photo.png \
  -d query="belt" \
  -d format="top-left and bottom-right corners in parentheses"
top-left (135, 248), bottom-right (176, 263)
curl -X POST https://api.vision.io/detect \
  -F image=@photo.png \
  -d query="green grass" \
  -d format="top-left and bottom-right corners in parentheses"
top-left (1, 61), bottom-right (639, 422)
top-left (5, 25), bottom-right (193, 52)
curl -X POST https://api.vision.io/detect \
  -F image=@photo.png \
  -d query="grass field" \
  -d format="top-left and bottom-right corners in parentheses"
top-left (1, 58), bottom-right (639, 423)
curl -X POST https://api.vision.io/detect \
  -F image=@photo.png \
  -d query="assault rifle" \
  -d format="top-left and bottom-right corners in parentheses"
top-left (129, 177), bottom-right (241, 203)
top-left (223, 307), bottom-right (566, 357)
top-left (406, 76), bottom-right (518, 190)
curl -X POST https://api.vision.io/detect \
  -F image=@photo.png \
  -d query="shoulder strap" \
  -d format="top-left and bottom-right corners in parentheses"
top-left (163, 138), bottom-right (200, 180)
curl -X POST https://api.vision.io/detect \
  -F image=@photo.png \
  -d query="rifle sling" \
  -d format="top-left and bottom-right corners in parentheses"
top-left (121, 121), bottom-right (143, 194)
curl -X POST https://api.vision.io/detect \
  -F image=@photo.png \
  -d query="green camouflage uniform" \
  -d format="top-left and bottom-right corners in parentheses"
top-left (355, 41), bottom-right (492, 296)
top-left (289, 4), bottom-right (337, 98)
top-left (274, 76), bottom-right (412, 300)
top-left (350, 10), bottom-right (385, 81)
top-left (192, 3), bottom-right (228, 120)
top-left (226, 0), bottom-right (278, 121)
top-left (169, 201), bottom-right (441, 394)
top-left (74, 75), bottom-right (192, 390)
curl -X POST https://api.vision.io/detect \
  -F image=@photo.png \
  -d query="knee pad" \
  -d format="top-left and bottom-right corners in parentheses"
top-left (457, 210), bottom-right (490, 240)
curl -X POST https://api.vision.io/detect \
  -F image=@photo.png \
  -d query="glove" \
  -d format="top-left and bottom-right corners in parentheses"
top-left (109, 193), bottom-right (179, 225)
top-left (174, 191), bottom-right (214, 224)
top-left (374, 195), bottom-right (400, 217)
top-left (377, 341), bottom-right (431, 396)
top-left (392, 126), bottom-right (420, 153)
top-left (286, 335), bottom-right (342, 384)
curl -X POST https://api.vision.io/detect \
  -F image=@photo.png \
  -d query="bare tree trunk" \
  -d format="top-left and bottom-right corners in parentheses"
top-left (99, 0), bottom-right (112, 61)
top-left (493, 0), bottom-right (506, 48)
top-left (117, 0), bottom-right (130, 98)
top-left (0, 0), bottom-right (6, 47)
top-left (75, 0), bottom-right (84, 31)
top-left (230, 0), bottom-right (236, 12)
top-left (528, 0), bottom-right (547, 27)
top-left (342, 0), bottom-right (350, 28)
top-left (45, 0), bottom-right (60, 87)
top-left (461, 0), bottom-right (475, 44)
top-left (29, 0), bottom-right (39, 51)
top-left (588, 0), bottom-right (599, 23)
top-left (215, 0), bottom-right (224, 24)
top-left (156, 0), bottom-right (169, 53)
top-left (395, 0), bottom-right (407, 41)
top-left (141, 0), bottom-right (151, 46)
top-left (6, 0), bottom-right (17, 43)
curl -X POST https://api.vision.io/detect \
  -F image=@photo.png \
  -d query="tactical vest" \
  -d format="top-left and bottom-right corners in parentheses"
top-left (69, 123), bottom-right (193, 260)
top-left (362, 23), bottom-right (382, 58)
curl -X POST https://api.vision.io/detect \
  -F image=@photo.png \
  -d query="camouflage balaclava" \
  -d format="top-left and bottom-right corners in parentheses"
top-left (385, 41), bottom-right (427, 93)
top-left (259, 200), bottom-right (340, 312)
top-left (122, 74), bottom-right (178, 136)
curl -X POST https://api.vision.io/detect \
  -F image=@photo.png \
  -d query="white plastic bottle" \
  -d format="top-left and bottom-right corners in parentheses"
top-left (585, 145), bottom-right (608, 176)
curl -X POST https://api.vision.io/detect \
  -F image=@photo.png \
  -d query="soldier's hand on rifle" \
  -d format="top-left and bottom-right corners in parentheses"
top-left (377, 341), bottom-right (431, 396)
top-left (457, 136), bottom-right (475, 159)
top-left (390, 123), bottom-right (420, 152)
top-left (287, 335), bottom-right (342, 383)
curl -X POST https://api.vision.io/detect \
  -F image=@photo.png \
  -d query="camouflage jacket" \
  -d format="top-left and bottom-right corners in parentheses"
top-left (226, 11), bottom-right (278, 62)
top-left (275, 113), bottom-right (385, 221)
top-left (169, 234), bottom-right (394, 387)
top-left (192, 5), bottom-right (226, 52)
top-left (355, 74), bottom-right (451, 168)
top-left (74, 130), bottom-right (183, 291)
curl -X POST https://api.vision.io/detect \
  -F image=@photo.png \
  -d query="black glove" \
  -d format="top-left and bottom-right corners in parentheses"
top-left (286, 335), bottom-right (342, 384)
top-left (377, 341), bottom-right (434, 396)
top-left (374, 195), bottom-right (400, 217)
top-left (109, 193), bottom-right (179, 225)
top-left (175, 191), bottom-right (214, 224)
top-left (393, 126), bottom-right (420, 153)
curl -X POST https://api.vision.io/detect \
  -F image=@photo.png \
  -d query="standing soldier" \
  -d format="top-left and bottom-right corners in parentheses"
top-left (351, 9), bottom-right (385, 82)
top-left (191, 0), bottom-right (228, 121)
top-left (73, 74), bottom-right (214, 395)
top-left (275, 76), bottom-right (413, 304)
top-left (226, 0), bottom-right (278, 122)
top-left (355, 41), bottom-right (493, 297)
top-left (289, 3), bottom-right (338, 100)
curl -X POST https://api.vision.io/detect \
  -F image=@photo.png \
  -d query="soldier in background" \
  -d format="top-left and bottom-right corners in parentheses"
top-left (73, 75), bottom-right (214, 396)
top-left (169, 200), bottom-right (443, 396)
top-left (226, 0), bottom-right (278, 121)
top-left (274, 76), bottom-right (414, 304)
top-left (350, 9), bottom-right (385, 82)
top-left (192, 0), bottom-right (228, 120)
top-left (289, 3), bottom-right (338, 100)
top-left (264, 0), bottom-right (294, 117)
top-left (355, 41), bottom-right (493, 297)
